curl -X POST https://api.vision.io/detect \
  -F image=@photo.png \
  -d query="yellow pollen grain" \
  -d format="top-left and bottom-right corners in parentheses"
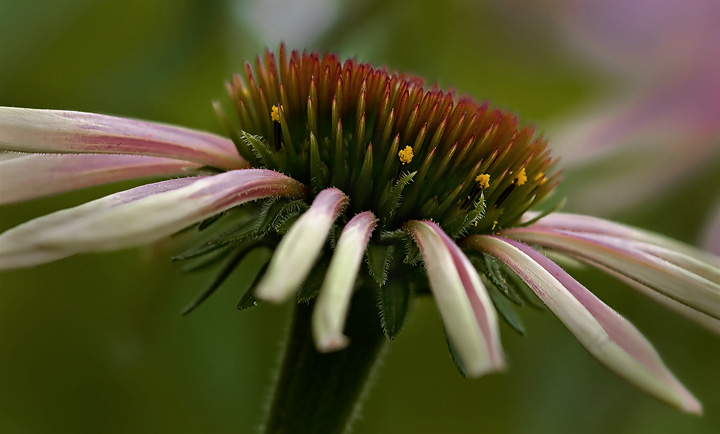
top-left (534, 172), bottom-right (544, 181)
top-left (516, 168), bottom-right (527, 186)
top-left (492, 220), bottom-right (499, 231)
top-left (398, 146), bottom-right (414, 164)
top-left (475, 173), bottom-right (490, 189)
top-left (271, 105), bottom-right (281, 122)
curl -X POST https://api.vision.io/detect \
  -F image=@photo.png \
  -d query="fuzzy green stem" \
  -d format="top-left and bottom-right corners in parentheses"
top-left (263, 289), bottom-right (385, 434)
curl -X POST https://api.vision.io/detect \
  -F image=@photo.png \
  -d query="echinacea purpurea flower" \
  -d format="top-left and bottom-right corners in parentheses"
top-left (1, 46), bottom-right (718, 432)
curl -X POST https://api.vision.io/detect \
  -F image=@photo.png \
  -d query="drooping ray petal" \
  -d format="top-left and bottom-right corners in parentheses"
top-left (254, 188), bottom-right (348, 303)
top-left (581, 256), bottom-right (720, 335)
top-left (466, 235), bottom-right (702, 414)
top-left (0, 153), bottom-right (203, 205)
top-left (0, 107), bottom-right (249, 170)
top-left (406, 220), bottom-right (505, 377)
top-left (503, 227), bottom-right (720, 320)
top-left (312, 211), bottom-right (377, 352)
top-left (523, 212), bottom-right (720, 269)
top-left (0, 169), bottom-right (305, 270)
top-left (429, 221), bottom-right (506, 369)
top-left (522, 214), bottom-right (720, 285)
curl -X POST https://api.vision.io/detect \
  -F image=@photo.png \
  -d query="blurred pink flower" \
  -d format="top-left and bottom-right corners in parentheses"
top-left (549, 0), bottom-right (720, 215)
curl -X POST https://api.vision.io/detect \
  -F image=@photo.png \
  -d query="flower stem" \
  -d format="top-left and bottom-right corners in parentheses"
top-left (263, 288), bottom-right (385, 434)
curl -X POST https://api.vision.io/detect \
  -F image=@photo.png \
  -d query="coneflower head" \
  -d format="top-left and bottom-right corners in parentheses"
top-left (217, 45), bottom-right (560, 236)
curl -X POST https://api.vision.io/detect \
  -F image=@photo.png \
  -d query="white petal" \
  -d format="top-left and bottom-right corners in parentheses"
top-left (0, 169), bottom-right (304, 270)
top-left (0, 107), bottom-right (249, 170)
top-left (406, 220), bottom-right (505, 377)
top-left (254, 188), bottom-right (348, 303)
top-left (312, 211), bottom-right (377, 352)
top-left (504, 226), bottom-right (720, 320)
top-left (0, 153), bottom-right (202, 204)
top-left (468, 235), bottom-right (701, 414)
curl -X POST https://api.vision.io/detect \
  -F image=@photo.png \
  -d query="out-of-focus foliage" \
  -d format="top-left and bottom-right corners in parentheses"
top-left (0, 1), bottom-right (718, 433)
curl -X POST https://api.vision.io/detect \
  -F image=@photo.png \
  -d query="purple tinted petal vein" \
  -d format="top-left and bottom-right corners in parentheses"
top-left (493, 236), bottom-right (668, 375)
top-left (426, 221), bottom-right (501, 365)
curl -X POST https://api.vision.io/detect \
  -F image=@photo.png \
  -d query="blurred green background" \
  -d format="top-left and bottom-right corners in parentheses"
top-left (1, 0), bottom-right (718, 433)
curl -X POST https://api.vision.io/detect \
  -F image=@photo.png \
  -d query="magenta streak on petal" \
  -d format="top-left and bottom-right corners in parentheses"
top-left (188, 169), bottom-right (307, 212)
top-left (343, 210), bottom-right (377, 235)
top-left (0, 169), bottom-right (305, 270)
top-left (580, 256), bottom-right (720, 335)
top-left (64, 110), bottom-right (249, 170)
top-left (523, 212), bottom-right (647, 238)
top-left (425, 221), bottom-right (504, 367)
top-left (479, 236), bottom-right (701, 412)
top-left (503, 227), bottom-right (720, 316)
top-left (312, 211), bottom-right (377, 352)
top-left (522, 212), bottom-right (720, 268)
top-left (0, 107), bottom-right (249, 170)
top-left (108, 177), bottom-right (203, 206)
top-left (554, 230), bottom-right (720, 285)
top-left (493, 236), bottom-right (658, 368)
top-left (310, 187), bottom-right (349, 216)
top-left (0, 153), bottom-right (203, 204)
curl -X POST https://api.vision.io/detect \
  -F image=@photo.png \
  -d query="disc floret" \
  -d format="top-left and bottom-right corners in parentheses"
top-left (218, 45), bottom-right (560, 236)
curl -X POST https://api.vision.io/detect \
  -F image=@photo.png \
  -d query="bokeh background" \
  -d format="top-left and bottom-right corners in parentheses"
top-left (1, 1), bottom-right (719, 433)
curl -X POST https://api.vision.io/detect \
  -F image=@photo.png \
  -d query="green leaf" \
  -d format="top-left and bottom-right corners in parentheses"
top-left (237, 247), bottom-right (273, 311)
top-left (378, 171), bottom-right (416, 218)
top-left (309, 132), bottom-right (329, 194)
top-left (206, 207), bottom-right (264, 246)
top-left (486, 283), bottom-right (526, 335)
top-left (253, 198), bottom-right (308, 237)
top-left (365, 243), bottom-right (394, 286)
top-left (182, 245), bottom-right (251, 315)
top-left (353, 143), bottom-right (374, 208)
top-left (212, 101), bottom-right (259, 166)
top-left (505, 264), bottom-right (546, 310)
top-left (180, 249), bottom-right (229, 273)
top-left (297, 254), bottom-right (331, 302)
top-left (482, 253), bottom-right (523, 305)
top-left (403, 241), bottom-right (422, 265)
top-left (242, 131), bottom-right (278, 168)
top-left (171, 242), bottom-right (228, 261)
top-left (197, 211), bottom-right (226, 231)
top-left (379, 229), bottom-right (421, 265)
top-left (236, 288), bottom-right (259, 311)
top-left (377, 280), bottom-right (411, 340)
top-left (446, 194), bottom-right (486, 238)
top-left (445, 330), bottom-right (467, 378)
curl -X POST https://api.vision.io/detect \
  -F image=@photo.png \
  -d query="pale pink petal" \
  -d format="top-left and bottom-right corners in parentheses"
top-left (0, 107), bottom-right (249, 170)
top-left (255, 188), bottom-right (348, 303)
top-left (0, 153), bottom-right (203, 205)
top-left (0, 169), bottom-right (305, 270)
top-left (580, 256), bottom-right (720, 336)
top-left (313, 211), bottom-right (377, 352)
top-left (406, 220), bottom-right (505, 377)
top-left (467, 235), bottom-right (701, 413)
top-left (523, 212), bottom-right (720, 269)
top-left (503, 227), bottom-right (720, 320)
